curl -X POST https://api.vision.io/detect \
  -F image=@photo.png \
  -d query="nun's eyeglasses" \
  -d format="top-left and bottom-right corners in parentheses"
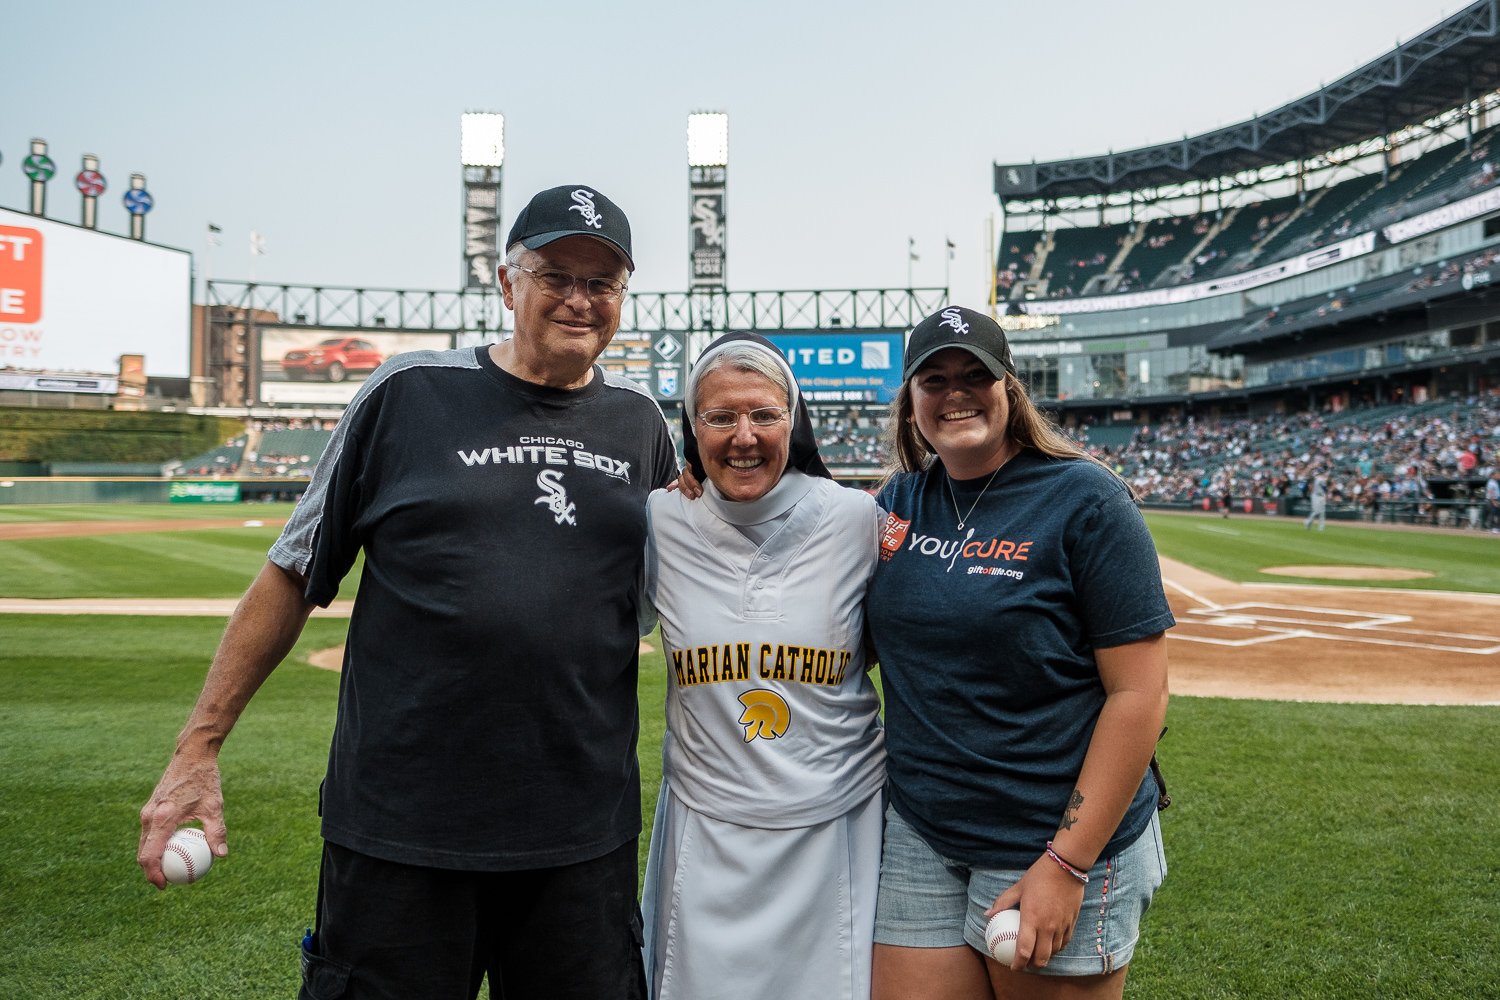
top-left (695, 407), bottom-right (789, 430)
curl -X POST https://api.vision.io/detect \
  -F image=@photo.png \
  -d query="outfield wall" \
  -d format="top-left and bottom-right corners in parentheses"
top-left (0, 478), bottom-right (304, 504)
top-left (0, 479), bottom-right (1488, 531)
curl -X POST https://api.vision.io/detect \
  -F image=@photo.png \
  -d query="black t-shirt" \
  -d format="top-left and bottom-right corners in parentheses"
top-left (270, 346), bottom-right (678, 870)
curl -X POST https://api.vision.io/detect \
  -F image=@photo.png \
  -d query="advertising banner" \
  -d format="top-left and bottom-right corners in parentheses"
top-left (765, 332), bottom-right (904, 403)
top-left (258, 328), bottom-right (453, 404)
top-left (0, 371), bottom-right (118, 393)
top-left (599, 329), bottom-right (685, 401)
top-left (0, 207), bottom-right (190, 375)
top-left (689, 165), bottom-right (727, 289)
top-left (1383, 185), bottom-right (1500, 245)
top-left (169, 481), bottom-right (241, 503)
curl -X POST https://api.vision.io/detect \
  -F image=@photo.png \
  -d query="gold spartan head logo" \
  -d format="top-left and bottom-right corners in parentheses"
top-left (737, 689), bottom-right (791, 742)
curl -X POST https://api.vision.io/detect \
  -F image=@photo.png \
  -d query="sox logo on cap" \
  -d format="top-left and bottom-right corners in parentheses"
top-left (570, 189), bottom-right (604, 229)
top-left (939, 308), bottom-right (971, 335)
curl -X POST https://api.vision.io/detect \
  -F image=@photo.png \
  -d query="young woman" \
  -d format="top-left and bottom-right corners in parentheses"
top-left (868, 306), bottom-right (1172, 1000)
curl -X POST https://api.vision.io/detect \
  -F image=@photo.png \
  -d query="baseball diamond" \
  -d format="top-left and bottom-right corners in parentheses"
top-left (1, 515), bottom-right (1494, 706)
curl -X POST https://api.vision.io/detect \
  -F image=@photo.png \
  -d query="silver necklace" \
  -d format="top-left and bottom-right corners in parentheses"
top-left (947, 465), bottom-right (1002, 530)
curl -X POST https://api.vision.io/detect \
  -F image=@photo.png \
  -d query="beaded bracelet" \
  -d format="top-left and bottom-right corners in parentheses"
top-left (1044, 841), bottom-right (1089, 884)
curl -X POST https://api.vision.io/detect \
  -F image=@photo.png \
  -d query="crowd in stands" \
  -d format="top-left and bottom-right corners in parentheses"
top-left (162, 400), bottom-right (1500, 530)
top-left (1086, 393), bottom-right (1500, 527)
top-left (815, 409), bottom-right (885, 466)
top-left (1409, 245), bottom-right (1500, 294)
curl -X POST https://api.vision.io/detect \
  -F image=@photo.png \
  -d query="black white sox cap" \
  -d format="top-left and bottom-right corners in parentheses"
top-left (506, 185), bottom-right (635, 271)
top-left (903, 305), bottom-right (1016, 381)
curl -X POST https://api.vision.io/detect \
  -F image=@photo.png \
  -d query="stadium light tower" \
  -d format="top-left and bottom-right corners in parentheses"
top-left (460, 112), bottom-right (504, 292)
top-left (686, 112), bottom-right (728, 292)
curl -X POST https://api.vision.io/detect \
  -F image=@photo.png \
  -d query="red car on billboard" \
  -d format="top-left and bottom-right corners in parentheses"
top-left (280, 337), bottom-right (384, 382)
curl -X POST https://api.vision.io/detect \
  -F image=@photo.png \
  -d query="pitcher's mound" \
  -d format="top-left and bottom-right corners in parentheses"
top-left (1259, 565), bottom-right (1434, 580)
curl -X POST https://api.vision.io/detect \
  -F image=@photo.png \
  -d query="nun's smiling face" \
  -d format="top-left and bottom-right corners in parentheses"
top-left (693, 367), bottom-right (792, 503)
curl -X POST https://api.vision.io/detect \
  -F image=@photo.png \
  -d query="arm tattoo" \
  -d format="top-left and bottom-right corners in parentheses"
top-left (1059, 789), bottom-right (1084, 831)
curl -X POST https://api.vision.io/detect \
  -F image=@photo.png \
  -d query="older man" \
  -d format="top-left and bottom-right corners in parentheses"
top-left (138, 185), bottom-right (677, 1000)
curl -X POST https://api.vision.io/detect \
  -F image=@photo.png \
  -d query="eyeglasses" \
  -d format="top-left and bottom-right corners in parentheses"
top-left (696, 407), bottom-right (789, 430)
top-left (509, 264), bottom-right (628, 302)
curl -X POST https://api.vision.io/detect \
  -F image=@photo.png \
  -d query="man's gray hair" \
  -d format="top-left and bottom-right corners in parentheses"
top-left (503, 243), bottom-right (529, 268)
top-left (692, 343), bottom-right (792, 406)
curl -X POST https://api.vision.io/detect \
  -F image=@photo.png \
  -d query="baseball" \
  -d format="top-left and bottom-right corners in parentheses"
top-left (161, 828), bottom-right (213, 885)
top-left (985, 908), bottom-right (1021, 965)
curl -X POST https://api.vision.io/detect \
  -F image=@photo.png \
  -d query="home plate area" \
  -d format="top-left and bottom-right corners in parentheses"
top-left (1158, 558), bottom-right (1500, 704)
top-left (1176, 603), bottom-right (1500, 655)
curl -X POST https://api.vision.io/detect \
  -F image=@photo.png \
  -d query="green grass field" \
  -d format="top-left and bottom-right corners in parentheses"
top-left (1, 505), bottom-right (1496, 997)
top-left (1144, 510), bottom-right (1500, 592)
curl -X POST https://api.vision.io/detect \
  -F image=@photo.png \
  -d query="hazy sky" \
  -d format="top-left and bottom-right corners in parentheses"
top-left (5, 0), bottom-right (1466, 309)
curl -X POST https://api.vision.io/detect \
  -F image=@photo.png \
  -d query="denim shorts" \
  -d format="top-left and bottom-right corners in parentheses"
top-left (873, 806), bottom-right (1166, 976)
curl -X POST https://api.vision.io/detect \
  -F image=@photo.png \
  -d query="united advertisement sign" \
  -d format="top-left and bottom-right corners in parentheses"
top-left (765, 332), bottom-right (904, 403)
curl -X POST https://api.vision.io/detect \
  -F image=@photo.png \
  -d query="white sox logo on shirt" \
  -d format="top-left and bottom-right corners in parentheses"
top-left (939, 308), bottom-right (970, 335)
top-left (534, 469), bottom-right (577, 525)
top-left (569, 189), bottom-right (604, 230)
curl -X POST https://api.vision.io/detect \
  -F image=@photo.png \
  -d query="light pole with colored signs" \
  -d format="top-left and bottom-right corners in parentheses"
top-left (123, 173), bottom-right (153, 240)
top-left (23, 139), bottom-right (56, 217)
top-left (76, 154), bottom-right (107, 229)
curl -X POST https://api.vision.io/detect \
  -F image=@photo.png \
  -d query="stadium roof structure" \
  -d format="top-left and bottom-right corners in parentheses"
top-left (993, 0), bottom-right (1500, 205)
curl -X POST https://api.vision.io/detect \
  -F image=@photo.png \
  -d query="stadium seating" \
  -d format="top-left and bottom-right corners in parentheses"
top-left (1198, 193), bottom-right (1302, 277)
top-left (170, 439), bottom-right (247, 477)
top-left (1362, 131), bottom-right (1500, 232)
top-left (1249, 171), bottom-right (1383, 262)
top-left (1113, 216), bottom-right (1201, 292)
top-left (1043, 222), bottom-right (1130, 297)
top-left (998, 126), bottom-right (1500, 301)
top-left (996, 235), bottom-right (1039, 290)
top-left (248, 428), bottom-right (334, 476)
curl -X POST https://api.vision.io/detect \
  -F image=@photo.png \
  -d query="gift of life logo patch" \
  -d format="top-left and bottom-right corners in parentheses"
top-left (0, 225), bottom-right (42, 323)
top-left (878, 511), bottom-right (911, 561)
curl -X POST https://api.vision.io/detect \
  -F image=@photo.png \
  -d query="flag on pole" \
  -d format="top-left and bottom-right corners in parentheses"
top-left (908, 237), bottom-right (919, 262)
top-left (250, 230), bottom-right (267, 256)
top-left (946, 237), bottom-right (956, 259)
top-left (207, 223), bottom-right (222, 247)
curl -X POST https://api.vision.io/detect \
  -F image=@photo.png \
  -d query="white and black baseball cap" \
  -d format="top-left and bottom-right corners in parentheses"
top-left (902, 305), bottom-right (1016, 381)
top-left (506, 184), bottom-right (635, 271)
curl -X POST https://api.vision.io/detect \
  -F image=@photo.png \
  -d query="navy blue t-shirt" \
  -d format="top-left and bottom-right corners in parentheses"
top-left (868, 450), bottom-right (1174, 868)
